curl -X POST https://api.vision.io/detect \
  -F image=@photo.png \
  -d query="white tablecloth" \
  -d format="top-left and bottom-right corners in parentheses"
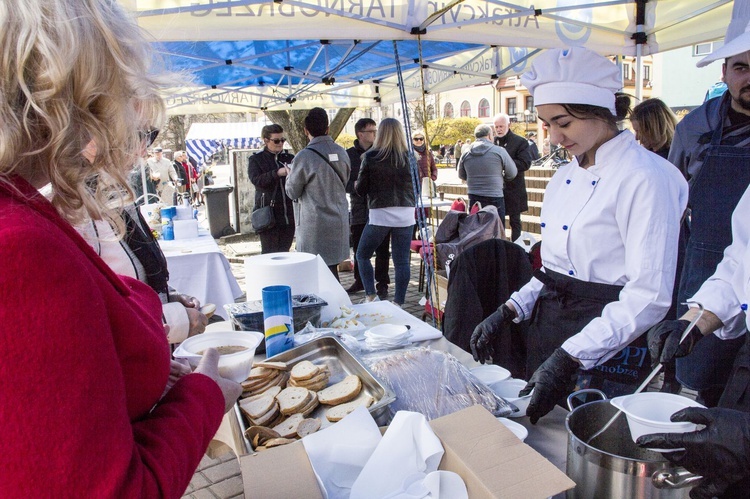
top-left (158, 231), bottom-right (243, 320)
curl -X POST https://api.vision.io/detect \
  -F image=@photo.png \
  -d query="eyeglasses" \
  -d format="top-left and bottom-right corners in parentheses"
top-left (267, 138), bottom-right (286, 144)
top-left (140, 128), bottom-right (159, 147)
top-left (413, 137), bottom-right (425, 142)
top-left (361, 129), bottom-right (377, 135)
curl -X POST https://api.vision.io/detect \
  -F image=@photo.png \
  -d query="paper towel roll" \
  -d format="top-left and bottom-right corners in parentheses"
top-left (173, 219), bottom-right (199, 239)
top-left (244, 252), bottom-right (319, 301)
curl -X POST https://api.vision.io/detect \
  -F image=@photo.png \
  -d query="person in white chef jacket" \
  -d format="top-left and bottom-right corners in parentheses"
top-left (470, 47), bottom-right (689, 424)
top-left (638, 184), bottom-right (750, 499)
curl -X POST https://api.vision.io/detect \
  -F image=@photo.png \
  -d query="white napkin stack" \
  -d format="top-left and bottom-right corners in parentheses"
top-left (364, 324), bottom-right (413, 350)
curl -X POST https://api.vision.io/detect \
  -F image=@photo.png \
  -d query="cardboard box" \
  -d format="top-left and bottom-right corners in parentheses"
top-left (237, 405), bottom-right (574, 498)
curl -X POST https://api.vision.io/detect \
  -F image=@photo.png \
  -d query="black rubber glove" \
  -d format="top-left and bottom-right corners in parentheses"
top-left (470, 304), bottom-right (515, 364)
top-left (520, 348), bottom-right (579, 424)
top-left (637, 407), bottom-right (750, 499)
top-left (646, 319), bottom-right (703, 369)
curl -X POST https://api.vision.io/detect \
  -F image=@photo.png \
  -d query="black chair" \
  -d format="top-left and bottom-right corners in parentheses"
top-left (443, 238), bottom-right (533, 379)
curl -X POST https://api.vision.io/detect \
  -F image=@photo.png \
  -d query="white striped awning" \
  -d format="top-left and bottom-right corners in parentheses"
top-left (185, 122), bottom-right (265, 166)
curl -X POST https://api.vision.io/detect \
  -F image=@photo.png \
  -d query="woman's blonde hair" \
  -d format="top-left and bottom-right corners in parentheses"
top-left (373, 118), bottom-right (408, 161)
top-left (0, 0), bottom-right (167, 226)
top-left (629, 98), bottom-right (678, 152)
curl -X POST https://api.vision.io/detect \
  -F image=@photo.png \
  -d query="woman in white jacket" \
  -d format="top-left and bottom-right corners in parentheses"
top-left (471, 47), bottom-right (689, 423)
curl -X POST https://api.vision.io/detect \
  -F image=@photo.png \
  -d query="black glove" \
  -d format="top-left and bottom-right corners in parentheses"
top-left (646, 319), bottom-right (703, 369)
top-left (470, 304), bottom-right (515, 364)
top-left (637, 407), bottom-right (750, 499)
top-left (520, 348), bottom-right (579, 424)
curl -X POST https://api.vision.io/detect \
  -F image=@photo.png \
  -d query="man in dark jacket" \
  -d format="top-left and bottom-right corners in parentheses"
top-left (248, 124), bottom-right (295, 253)
top-left (346, 118), bottom-right (390, 299)
top-left (494, 113), bottom-right (532, 242)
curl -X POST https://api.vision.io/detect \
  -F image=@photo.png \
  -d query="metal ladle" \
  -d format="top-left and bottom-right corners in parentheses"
top-left (585, 302), bottom-right (705, 446)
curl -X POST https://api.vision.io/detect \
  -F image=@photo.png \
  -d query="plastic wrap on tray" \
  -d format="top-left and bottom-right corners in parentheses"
top-left (362, 347), bottom-right (517, 419)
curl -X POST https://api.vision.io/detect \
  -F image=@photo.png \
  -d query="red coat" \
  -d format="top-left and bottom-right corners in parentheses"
top-left (0, 177), bottom-right (224, 498)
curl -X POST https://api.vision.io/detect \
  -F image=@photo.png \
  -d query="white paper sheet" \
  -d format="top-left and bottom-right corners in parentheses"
top-left (350, 411), bottom-right (466, 499)
top-left (302, 407), bottom-right (382, 499)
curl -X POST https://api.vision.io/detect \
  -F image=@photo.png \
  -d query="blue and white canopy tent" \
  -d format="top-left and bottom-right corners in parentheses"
top-left (124, 0), bottom-right (731, 114)
top-left (123, 0), bottom-right (732, 323)
top-left (185, 122), bottom-right (266, 165)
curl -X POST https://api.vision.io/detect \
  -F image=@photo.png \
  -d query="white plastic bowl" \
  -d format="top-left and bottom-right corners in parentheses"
top-left (173, 330), bottom-right (264, 382)
top-left (488, 378), bottom-right (532, 418)
top-left (610, 392), bottom-right (705, 448)
top-left (470, 365), bottom-right (511, 385)
top-left (496, 417), bottom-right (529, 442)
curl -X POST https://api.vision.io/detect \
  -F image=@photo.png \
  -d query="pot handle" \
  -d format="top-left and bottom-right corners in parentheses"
top-left (652, 469), bottom-right (703, 489)
top-left (566, 389), bottom-right (607, 411)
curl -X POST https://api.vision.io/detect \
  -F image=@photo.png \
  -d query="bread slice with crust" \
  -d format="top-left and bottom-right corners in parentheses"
top-left (271, 413), bottom-right (305, 438)
top-left (297, 418), bottom-right (322, 438)
top-left (290, 360), bottom-right (320, 381)
top-left (318, 375), bottom-right (362, 405)
top-left (277, 386), bottom-right (312, 415)
top-left (253, 361), bottom-right (289, 371)
top-left (325, 395), bottom-right (375, 422)
top-left (240, 394), bottom-right (276, 419)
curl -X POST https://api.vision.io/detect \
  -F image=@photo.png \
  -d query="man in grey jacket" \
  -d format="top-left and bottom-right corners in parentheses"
top-left (285, 108), bottom-right (351, 280)
top-left (458, 124), bottom-right (517, 220)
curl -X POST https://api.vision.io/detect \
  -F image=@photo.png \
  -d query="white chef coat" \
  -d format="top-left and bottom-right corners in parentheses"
top-left (508, 131), bottom-right (688, 369)
top-left (690, 185), bottom-right (750, 340)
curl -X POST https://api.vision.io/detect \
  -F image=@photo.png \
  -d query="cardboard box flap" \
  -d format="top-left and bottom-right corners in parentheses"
top-left (240, 441), bottom-right (324, 499)
top-left (429, 405), bottom-right (575, 499)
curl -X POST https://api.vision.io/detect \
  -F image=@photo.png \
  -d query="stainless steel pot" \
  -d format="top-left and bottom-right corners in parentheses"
top-left (565, 390), bottom-right (700, 499)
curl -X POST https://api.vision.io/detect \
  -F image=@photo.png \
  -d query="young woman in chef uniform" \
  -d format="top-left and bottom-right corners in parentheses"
top-left (470, 47), bottom-right (688, 423)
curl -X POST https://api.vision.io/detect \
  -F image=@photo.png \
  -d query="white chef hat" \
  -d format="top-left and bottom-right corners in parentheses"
top-left (520, 47), bottom-right (621, 116)
top-left (697, 0), bottom-right (750, 67)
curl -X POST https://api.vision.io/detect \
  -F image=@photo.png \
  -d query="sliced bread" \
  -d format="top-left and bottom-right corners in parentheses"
top-left (290, 360), bottom-right (320, 381)
top-left (253, 361), bottom-right (289, 371)
top-left (271, 413), bottom-right (305, 438)
top-left (277, 386), bottom-right (312, 415)
top-left (318, 375), bottom-right (362, 405)
top-left (325, 395), bottom-right (375, 422)
top-left (250, 401), bottom-right (280, 426)
top-left (297, 418), bottom-right (322, 438)
top-left (240, 394), bottom-right (276, 419)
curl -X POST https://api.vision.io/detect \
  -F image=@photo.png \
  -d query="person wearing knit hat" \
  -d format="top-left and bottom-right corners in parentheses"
top-left (470, 47), bottom-right (688, 426)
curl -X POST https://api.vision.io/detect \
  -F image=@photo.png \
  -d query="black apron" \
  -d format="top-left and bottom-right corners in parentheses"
top-left (527, 268), bottom-right (650, 397)
top-left (676, 96), bottom-right (750, 392)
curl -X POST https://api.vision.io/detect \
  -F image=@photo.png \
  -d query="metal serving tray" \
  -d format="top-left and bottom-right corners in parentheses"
top-left (234, 335), bottom-right (396, 454)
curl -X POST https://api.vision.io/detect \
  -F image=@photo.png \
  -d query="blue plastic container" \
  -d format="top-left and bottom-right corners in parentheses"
top-left (261, 285), bottom-right (295, 357)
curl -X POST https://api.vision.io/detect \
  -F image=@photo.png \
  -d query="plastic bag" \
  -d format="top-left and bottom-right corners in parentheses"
top-left (362, 347), bottom-right (516, 420)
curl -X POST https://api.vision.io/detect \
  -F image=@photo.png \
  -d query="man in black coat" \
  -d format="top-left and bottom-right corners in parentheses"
top-left (345, 118), bottom-right (390, 299)
top-left (494, 113), bottom-right (532, 242)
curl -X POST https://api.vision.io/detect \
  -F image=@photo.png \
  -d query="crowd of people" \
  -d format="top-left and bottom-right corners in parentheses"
top-left (3, 0), bottom-right (750, 497)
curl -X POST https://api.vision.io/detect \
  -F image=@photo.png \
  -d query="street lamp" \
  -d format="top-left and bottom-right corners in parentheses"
top-left (524, 109), bottom-right (531, 132)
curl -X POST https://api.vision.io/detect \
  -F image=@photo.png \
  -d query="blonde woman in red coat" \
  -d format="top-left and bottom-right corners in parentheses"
top-left (0, 1), bottom-right (241, 496)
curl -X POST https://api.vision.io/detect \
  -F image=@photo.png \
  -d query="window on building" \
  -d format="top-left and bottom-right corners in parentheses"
top-left (623, 63), bottom-right (631, 81)
top-left (644, 65), bottom-right (651, 82)
top-left (507, 97), bottom-right (517, 116)
top-left (694, 42), bottom-right (713, 56)
top-left (460, 100), bottom-right (471, 117)
top-left (444, 102), bottom-right (454, 118)
top-left (478, 98), bottom-right (490, 118)
top-left (525, 95), bottom-right (534, 112)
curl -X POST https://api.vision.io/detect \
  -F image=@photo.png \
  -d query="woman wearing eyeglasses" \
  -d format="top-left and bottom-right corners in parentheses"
top-left (412, 131), bottom-right (438, 183)
top-left (0, 0), bottom-right (241, 495)
top-left (248, 124), bottom-right (296, 253)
